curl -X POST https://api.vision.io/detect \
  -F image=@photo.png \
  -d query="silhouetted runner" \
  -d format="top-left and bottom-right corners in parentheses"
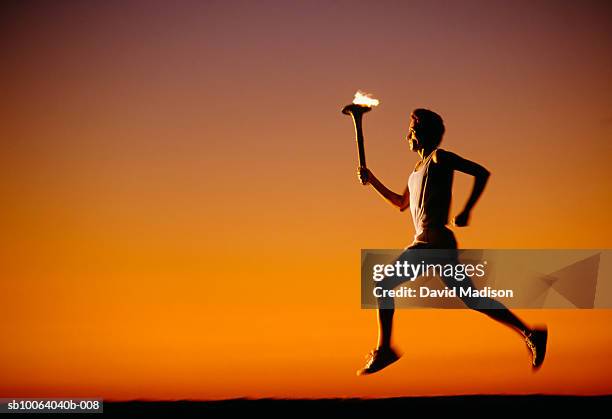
top-left (356, 109), bottom-right (547, 376)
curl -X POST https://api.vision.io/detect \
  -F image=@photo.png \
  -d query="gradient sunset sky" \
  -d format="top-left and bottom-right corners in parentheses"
top-left (1, 0), bottom-right (611, 400)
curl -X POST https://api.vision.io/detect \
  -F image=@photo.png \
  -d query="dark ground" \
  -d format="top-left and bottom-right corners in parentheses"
top-left (102, 396), bottom-right (612, 416)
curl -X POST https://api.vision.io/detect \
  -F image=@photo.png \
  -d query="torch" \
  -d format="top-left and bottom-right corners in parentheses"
top-left (342, 91), bottom-right (380, 184)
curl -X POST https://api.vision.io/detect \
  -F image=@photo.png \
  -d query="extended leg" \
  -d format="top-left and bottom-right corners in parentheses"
top-left (445, 274), bottom-right (548, 369)
top-left (377, 308), bottom-right (394, 349)
top-left (357, 252), bottom-right (408, 376)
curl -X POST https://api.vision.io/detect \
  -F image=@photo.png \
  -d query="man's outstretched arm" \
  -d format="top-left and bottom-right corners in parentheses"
top-left (440, 150), bottom-right (490, 226)
top-left (358, 167), bottom-right (409, 211)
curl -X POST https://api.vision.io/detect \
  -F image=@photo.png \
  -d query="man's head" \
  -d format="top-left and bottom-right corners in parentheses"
top-left (407, 108), bottom-right (445, 152)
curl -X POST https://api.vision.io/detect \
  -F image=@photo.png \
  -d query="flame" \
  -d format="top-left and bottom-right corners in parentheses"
top-left (352, 90), bottom-right (380, 107)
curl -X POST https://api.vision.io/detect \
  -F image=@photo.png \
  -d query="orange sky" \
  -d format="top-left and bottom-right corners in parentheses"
top-left (1, 0), bottom-right (611, 400)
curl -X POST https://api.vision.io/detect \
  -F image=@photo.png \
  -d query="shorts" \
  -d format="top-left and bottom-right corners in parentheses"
top-left (377, 226), bottom-right (472, 309)
top-left (407, 226), bottom-right (457, 250)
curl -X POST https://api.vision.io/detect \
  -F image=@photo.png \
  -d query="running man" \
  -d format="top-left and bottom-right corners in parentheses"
top-left (356, 108), bottom-right (548, 376)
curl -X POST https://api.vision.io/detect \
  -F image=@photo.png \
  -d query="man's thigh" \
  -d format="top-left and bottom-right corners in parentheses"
top-left (377, 243), bottom-right (432, 291)
top-left (378, 243), bottom-right (459, 291)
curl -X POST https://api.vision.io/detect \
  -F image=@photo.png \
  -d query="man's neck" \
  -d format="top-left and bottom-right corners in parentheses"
top-left (418, 147), bottom-right (436, 160)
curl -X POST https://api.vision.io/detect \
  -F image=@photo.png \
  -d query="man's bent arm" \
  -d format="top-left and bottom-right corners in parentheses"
top-left (463, 170), bottom-right (489, 213)
top-left (443, 150), bottom-right (490, 213)
top-left (365, 170), bottom-right (410, 211)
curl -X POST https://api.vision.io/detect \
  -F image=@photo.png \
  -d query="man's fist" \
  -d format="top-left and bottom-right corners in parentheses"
top-left (452, 210), bottom-right (470, 227)
top-left (358, 167), bottom-right (370, 185)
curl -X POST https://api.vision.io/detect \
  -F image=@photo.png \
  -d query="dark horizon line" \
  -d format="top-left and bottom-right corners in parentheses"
top-left (103, 394), bottom-right (612, 402)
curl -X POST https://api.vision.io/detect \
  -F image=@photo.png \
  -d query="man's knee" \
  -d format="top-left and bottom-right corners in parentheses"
top-left (460, 295), bottom-right (483, 310)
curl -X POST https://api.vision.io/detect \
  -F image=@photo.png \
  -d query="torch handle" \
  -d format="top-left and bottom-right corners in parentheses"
top-left (342, 104), bottom-right (371, 185)
top-left (352, 114), bottom-right (367, 181)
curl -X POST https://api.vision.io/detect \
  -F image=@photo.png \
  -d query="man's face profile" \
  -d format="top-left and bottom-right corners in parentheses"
top-left (407, 119), bottom-right (420, 152)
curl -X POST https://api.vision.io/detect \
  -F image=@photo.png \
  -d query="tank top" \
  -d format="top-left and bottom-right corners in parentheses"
top-left (408, 149), bottom-right (454, 240)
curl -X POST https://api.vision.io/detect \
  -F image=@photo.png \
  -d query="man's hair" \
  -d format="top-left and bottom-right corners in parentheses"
top-left (410, 108), bottom-right (445, 148)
